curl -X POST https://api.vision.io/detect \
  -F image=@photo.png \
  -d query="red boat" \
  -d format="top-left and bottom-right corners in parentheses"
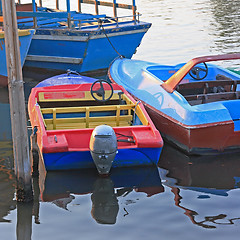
top-left (28, 74), bottom-right (163, 174)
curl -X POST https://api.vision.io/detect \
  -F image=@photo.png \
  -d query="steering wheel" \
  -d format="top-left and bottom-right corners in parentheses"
top-left (90, 80), bottom-right (114, 102)
top-left (189, 62), bottom-right (208, 80)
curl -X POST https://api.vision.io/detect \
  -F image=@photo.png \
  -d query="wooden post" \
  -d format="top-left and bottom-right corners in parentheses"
top-left (113, 0), bottom-right (117, 18)
top-left (78, 0), bottom-right (82, 12)
top-left (2, 0), bottom-right (33, 202)
top-left (32, 0), bottom-right (37, 28)
top-left (56, 0), bottom-right (59, 10)
top-left (17, 202), bottom-right (33, 240)
top-left (132, 0), bottom-right (136, 22)
top-left (66, 0), bottom-right (71, 28)
top-left (39, 0), bottom-right (42, 7)
top-left (95, 0), bottom-right (99, 15)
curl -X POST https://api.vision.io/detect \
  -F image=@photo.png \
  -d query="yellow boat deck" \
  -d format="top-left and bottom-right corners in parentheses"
top-left (37, 90), bottom-right (149, 130)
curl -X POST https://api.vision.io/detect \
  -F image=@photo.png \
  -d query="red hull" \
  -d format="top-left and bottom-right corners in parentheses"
top-left (0, 75), bottom-right (8, 87)
top-left (144, 102), bottom-right (240, 155)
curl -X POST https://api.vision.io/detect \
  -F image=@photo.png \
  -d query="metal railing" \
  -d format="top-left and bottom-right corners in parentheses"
top-left (15, 0), bottom-right (139, 29)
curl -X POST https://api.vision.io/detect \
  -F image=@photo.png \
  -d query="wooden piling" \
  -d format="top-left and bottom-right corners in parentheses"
top-left (78, 0), bottom-right (82, 12)
top-left (2, 0), bottom-right (33, 202)
top-left (17, 202), bottom-right (33, 240)
top-left (56, 0), bottom-right (59, 10)
top-left (94, 0), bottom-right (99, 15)
top-left (113, 0), bottom-right (117, 18)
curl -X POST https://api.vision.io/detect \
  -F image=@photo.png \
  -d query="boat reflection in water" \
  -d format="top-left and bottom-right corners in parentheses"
top-left (91, 178), bottom-right (119, 224)
top-left (158, 143), bottom-right (240, 229)
top-left (0, 90), bottom-right (15, 220)
top-left (0, 88), bottom-right (12, 142)
top-left (0, 144), bottom-right (15, 223)
top-left (40, 166), bottom-right (164, 225)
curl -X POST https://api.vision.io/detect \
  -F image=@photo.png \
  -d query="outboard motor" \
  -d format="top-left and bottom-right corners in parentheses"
top-left (90, 125), bottom-right (118, 175)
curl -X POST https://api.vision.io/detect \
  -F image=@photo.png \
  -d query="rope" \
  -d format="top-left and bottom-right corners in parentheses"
top-left (99, 19), bottom-right (124, 58)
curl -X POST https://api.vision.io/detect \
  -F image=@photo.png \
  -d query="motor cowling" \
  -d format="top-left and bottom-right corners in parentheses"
top-left (90, 125), bottom-right (118, 175)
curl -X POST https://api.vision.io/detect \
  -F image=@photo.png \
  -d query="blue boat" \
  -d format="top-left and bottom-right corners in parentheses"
top-left (109, 53), bottom-right (240, 155)
top-left (0, 29), bottom-right (34, 86)
top-left (1, 0), bottom-right (151, 78)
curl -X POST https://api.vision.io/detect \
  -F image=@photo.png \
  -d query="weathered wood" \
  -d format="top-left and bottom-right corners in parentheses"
top-left (132, 0), bottom-right (136, 22)
top-left (95, 0), bottom-right (99, 15)
top-left (81, 0), bottom-right (133, 10)
top-left (56, 0), bottom-right (59, 10)
top-left (2, 0), bottom-right (33, 202)
top-left (113, 0), bottom-right (117, 18)
top-left (78, 0), bottom-right (82, 12)
top-left (17, 202), bottom-right (33, 240)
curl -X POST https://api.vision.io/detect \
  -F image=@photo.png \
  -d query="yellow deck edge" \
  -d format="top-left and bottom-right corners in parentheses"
top-left (0, 29), bottom-right (32, 39)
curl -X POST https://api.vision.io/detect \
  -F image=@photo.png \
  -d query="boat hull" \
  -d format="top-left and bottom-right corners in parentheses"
top-left (0, 30), bottom-right (34, 87)
top-left (43, 147), bottom-right (162, 171)
top-left (24, 22), bottom-right (151, 75)
top-left (145, 102), bottom-right (240, 155)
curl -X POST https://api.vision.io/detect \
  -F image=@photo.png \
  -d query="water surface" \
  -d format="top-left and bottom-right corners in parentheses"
top-left (1, 0), bottom-right (240, 239)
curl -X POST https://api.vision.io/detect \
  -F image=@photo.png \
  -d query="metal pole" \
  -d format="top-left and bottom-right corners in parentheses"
top-left (66, 0), bottom-right (70, 12)
top-left (2, 0), bottom-right (33, 202)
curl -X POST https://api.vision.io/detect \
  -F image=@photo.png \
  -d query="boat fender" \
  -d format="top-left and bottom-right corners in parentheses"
top-left (90, 125), bottom-right (118, 175)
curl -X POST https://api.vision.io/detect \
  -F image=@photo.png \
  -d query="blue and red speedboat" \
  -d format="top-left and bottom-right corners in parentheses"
top-left (28, 73), bottom-right (163, 174)
top-left (109, 53), bottom-right (240, 155)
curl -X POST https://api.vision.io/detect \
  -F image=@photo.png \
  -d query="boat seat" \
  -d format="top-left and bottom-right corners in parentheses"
top-left (185, 91), bottom-right (240, 104)
top-left (177, 79), bottom-right (240, 93)
top-left (177, 79), bottom-right (240, 105)
top-left (40, 104), bottom-right (137, 130)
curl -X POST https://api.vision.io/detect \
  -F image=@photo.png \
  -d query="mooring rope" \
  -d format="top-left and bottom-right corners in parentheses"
top-left (99, 19), bottom-right (124, 58)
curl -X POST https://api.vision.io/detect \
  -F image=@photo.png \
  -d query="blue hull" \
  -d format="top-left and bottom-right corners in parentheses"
top-left (43, 147), bottom-right (162, 171)
top-left (0, 30), bottom-right (34, 78)
top-left (23, 22), bottom-right (151, 74)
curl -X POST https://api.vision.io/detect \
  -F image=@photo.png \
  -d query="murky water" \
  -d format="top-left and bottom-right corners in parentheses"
top-left (1, 0), bottom-right (240, 239)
